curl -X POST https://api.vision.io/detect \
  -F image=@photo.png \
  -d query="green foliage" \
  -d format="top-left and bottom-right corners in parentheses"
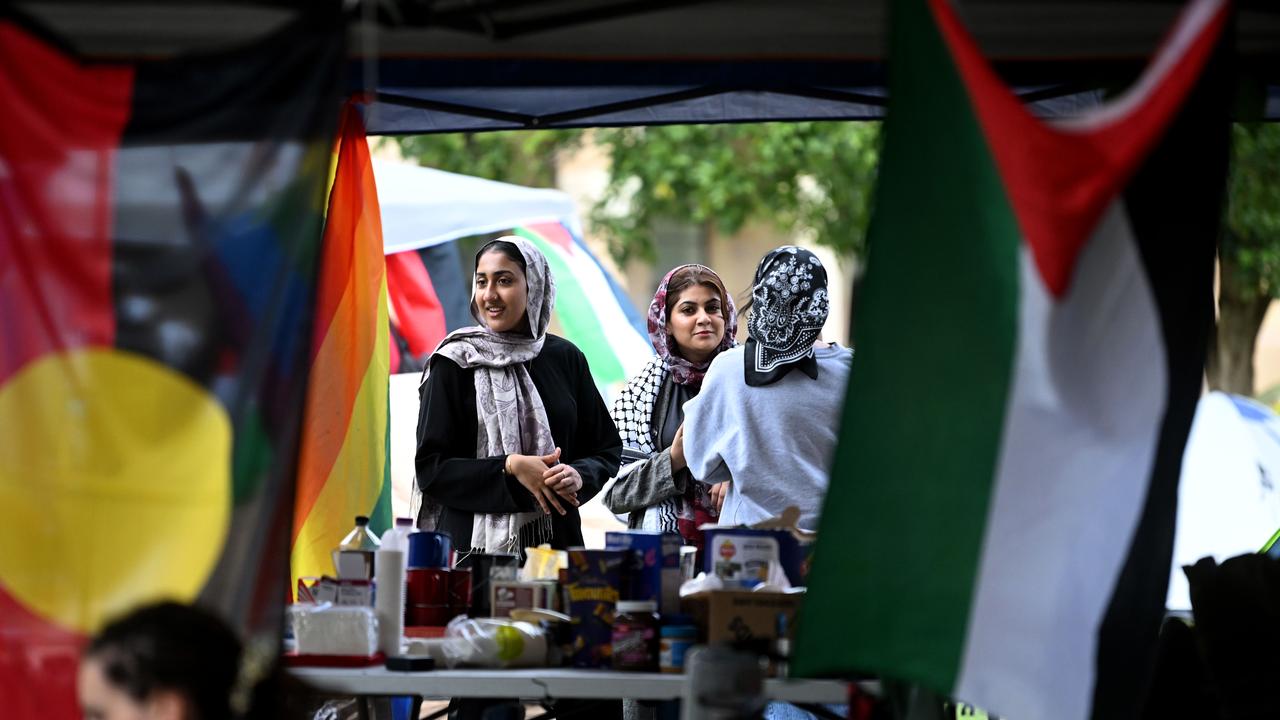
top-left (390, 130), bottom-right (583, 189)
top-left (590, 122), bottom-right (881, 264)
top-left (393, 124), bottom-right (880, 267)
top-left (1224, 123), bottom-right (1280, 300)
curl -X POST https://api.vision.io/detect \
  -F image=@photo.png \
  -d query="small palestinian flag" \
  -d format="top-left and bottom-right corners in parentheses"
top-left (387, 247), bottom-right (451, 374)
top-left (517, 222), bottom-right (651, 395)
top-left (386, 223), bottom-right (651, 395)
top-left (0, 13), bottom-right (342, 718)
top-left (796, 1), bottom-right (1230, 719)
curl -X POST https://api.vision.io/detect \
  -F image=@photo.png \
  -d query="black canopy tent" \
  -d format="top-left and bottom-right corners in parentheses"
top-left (2, 3), bottom-right (1272, 718)
top-left (14, 0), bottom-right (1280, 131)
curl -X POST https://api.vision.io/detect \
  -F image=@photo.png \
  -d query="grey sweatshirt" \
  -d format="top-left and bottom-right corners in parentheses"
top-left (681, 343), bottom-right (853, 530)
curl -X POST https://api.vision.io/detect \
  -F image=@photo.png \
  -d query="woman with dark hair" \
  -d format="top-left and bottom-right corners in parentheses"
top-left (603, 264), bottom-right (737, 549)
top-left (682, 247), bottom-right (853, 531)
top-left (414, 236), bottom-right (622, 554)
top-left (78, 602), bottom-right (241, 720)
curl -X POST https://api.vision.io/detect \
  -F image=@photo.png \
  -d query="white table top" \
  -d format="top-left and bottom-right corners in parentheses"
top-left (289, 667), bottom-right (850, 704)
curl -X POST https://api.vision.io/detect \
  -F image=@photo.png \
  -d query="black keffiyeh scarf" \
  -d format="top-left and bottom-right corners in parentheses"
top-left (611, 264), bottom-right (737, 538)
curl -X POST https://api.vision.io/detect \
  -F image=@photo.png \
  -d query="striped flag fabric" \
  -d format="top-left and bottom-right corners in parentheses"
top-left (290, 106), bottom-right (393, 591)
top-left (517, 222), bottom-right (652, 395)
top-left (383, 224), bottom-right (650, 391)
top-left (0, 14), bottom-right (342, 718)
top-left (387, 248), bottom-right (448, 373)
top-left (385, 242), bottom-right (474, 374)
top-left (795, 1), bottom-right (1230, 718)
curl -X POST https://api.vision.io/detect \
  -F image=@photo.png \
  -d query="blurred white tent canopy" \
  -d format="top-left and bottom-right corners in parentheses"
top-left (374, 159), bottom-right (582, 254)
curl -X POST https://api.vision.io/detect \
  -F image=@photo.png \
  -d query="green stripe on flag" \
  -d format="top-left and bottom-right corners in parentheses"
top-left (517, 228), bottom-right (627, 387)
top-left (795, 0), bottom-right (1022, 691)
top-left (1261, 526), bottom-right (1280, 555)
top-left (368, 386), bottom-right (393, 536)
top-left (231, 410), bottom-right (273, 504)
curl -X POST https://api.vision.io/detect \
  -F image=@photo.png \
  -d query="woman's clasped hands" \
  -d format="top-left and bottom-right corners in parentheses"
top-left (507, 447), bottom-right (582, 515)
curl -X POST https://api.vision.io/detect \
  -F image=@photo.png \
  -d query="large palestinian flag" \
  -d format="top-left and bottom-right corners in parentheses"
top-left (795, 1), bottom-right (1229, 719)
top-left (0, 13), bottom-right (342, 718)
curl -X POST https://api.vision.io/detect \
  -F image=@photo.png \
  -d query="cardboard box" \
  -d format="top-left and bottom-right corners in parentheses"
top-left (296, 576), bottom-right (373, 606)
top-left (681, 589), bottom-right (802, 645)
top-left (333, 549), bottom-right (375, 580)
top-left (701, 527), bottom-right (808, 588)
top-left (605, 530), bottom-right (682, 613)
top-left (335, 579), bottom-right (374, 606)
top-left (296, 577), bottom-right (325, 604)
top-left (565, 548), bottom-right (626, 668)
top-left (490, 580), bottom-right (556, 617)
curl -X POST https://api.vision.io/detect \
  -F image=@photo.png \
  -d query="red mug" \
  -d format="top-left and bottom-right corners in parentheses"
top-left (447, 568), bottom-right (473, 616)
top-left (406, 567), bottom-right (449, 606)
top-left (406, 604), bottom-right (451, 627)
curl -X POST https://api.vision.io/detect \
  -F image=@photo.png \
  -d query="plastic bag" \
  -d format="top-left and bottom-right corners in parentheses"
top-left (679, 572), bottom-right (724, 597)
top-left (520, 544), bottom-right (567, 582)
top-left (440, 615), bottom-right (547, 668)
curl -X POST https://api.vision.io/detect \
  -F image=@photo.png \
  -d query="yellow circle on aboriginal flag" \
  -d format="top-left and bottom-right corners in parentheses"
top-left (0, 348), bottom-right (232, 634)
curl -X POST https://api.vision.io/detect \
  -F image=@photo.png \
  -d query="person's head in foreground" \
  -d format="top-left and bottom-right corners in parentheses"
top-left (78, 601), bottom-right (241, 720)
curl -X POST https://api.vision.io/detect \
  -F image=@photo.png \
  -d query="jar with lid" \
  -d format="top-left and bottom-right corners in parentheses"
top-left (611, 600), bottom-right (660, 671)
top-left (540, 619), bottom-right (574, 667)
top-left (658, 620), bottom-right (697, 673)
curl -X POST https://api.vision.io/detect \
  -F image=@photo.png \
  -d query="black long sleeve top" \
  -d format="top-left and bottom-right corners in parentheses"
top-left (415, 334), bottom-right (623, 550)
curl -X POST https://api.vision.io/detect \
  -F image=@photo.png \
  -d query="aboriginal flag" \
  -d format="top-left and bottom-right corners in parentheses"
top-left (0, 11), bottom-right (343, 718)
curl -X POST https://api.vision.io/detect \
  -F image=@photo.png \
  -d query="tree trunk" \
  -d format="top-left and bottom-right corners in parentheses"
top-left (1207, 253), bottom-right (1273, 395)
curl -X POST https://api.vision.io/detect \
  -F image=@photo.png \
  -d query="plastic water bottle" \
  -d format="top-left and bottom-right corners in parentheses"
top-left (375, 518), bottom-right (413, 656)
top-left (381, 517), bottom-right (413, 552)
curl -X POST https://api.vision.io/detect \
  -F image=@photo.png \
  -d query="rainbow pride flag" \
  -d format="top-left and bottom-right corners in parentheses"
top-left (291, 106), bottom-right (393, 590)
top-left (517, 223), bottom-right (652, 397)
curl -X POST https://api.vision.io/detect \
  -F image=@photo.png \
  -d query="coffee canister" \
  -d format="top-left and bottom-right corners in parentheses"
top-left (454, 552), bottom-right (519, 617)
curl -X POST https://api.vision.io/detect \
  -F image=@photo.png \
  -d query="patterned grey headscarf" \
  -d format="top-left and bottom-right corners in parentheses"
top-left (744, 246), bottom-right (830, 386)
top-left (418, 235), bottom-right (558, 554)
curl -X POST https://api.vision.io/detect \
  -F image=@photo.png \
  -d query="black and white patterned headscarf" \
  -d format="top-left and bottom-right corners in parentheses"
top-left (744, 246), bottom-right (830, 387)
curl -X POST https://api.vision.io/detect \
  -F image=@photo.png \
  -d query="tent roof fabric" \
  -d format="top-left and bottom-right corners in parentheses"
top-left (13, 0), bottom-right (1280, 127)
top-left (20, 1), bottom-right (1280, 60)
